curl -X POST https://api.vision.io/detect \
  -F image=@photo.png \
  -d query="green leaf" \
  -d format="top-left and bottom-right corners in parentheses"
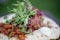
top-left (7, 0), bottom-right (35, 25)
top-left (20, 26), bottom-right (26, 32)
top-left (6, 20), bottom-right (11, 24)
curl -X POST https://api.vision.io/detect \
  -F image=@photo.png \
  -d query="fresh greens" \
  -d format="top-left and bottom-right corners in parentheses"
top-left (6, 20), bottom-right (11, 24)
top-left (20, 25), bottom-right (26, 32)
top-left (6, 0), bottom-right (36, 33)
top-left (9, 0), bottom-right (36, 25)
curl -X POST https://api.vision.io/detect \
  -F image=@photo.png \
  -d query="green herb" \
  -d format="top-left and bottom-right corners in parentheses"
top-left (9, 0), bottom-right (36, 25)
top-left (6, 20), bottom-right (11, 24)
top-left (20, 25), bottom-right (26, 32)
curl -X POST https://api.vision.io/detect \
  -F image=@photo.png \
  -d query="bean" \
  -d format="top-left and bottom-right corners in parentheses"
top-left (18, 35), bottom-right (25, 40)
top-left (7, 29), bottom-right (11, 33)
top-left (12, 32), bottom-right (16, 37)
top-left (0, 28), bottom-right (6, 33)
top-left (0, 23), bottom-right (3, 27)
top-left (3, 24), bottom-right (12, 29)
top-left (15, 28), bottom-right (20, 35)
top-left (16, 31), bottom-right (21, 35)
top-left (4, 30), bottom-right (9, 35)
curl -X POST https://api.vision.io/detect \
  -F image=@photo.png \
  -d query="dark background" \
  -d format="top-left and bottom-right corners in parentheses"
top-left (0, 0), bottom-right (60, 20)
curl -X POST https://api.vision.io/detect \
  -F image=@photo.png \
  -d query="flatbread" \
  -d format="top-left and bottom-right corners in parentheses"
top-left (0, 14), bottom-right (60, 40)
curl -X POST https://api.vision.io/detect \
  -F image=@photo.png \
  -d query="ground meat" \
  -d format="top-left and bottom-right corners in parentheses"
top-left (27, 15), bottom-right (43, 30)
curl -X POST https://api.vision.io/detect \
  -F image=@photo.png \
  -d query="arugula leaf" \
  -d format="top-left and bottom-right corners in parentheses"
top-left (20, 25), bottom-right (26, 32)
top-left (6, 20), bottom-right (11, 24)
top-left (7, 0), bottom-right (36, 26)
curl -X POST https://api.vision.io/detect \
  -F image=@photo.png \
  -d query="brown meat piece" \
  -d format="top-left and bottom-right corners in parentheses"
top-left (28, 14), bottom-right (43, 30)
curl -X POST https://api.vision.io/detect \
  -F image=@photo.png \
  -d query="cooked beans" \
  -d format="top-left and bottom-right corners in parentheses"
top-left (18, 34), bottom-right (25, 40)
top-left (3, 24), bottom-right (12, 29)
top-left (0, 23), bottom-right (26, 40)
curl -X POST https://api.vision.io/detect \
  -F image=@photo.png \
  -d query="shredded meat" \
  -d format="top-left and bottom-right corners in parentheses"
top-left (27, 10), bottom-right (43, 30)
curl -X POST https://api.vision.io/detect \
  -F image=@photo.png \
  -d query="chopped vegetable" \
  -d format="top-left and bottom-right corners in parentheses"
top-left (6, 20), bottom-right (11, 24)
top-left (20, 25), bottom-right (26, 32)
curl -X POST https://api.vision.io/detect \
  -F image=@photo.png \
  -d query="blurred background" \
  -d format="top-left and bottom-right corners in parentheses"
top-left (0, 0), bottom-right (60, 20)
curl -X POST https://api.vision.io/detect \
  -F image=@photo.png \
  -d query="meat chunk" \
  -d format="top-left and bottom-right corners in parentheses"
top-left (27, 15), bottom-right (43, 30)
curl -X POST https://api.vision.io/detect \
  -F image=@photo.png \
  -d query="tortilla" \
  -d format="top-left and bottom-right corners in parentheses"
top-left (0, 14), bottom-right (60, 40)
